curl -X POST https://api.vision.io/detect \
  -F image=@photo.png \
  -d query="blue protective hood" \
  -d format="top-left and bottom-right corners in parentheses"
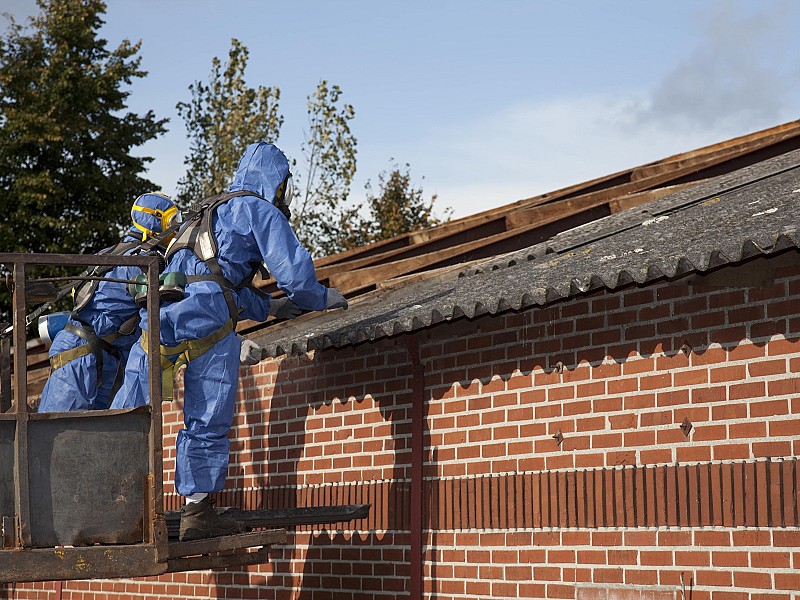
top-left (129, 192), bottom-right (175, 237)
top-left (228, 142), bottom-right (290, 201)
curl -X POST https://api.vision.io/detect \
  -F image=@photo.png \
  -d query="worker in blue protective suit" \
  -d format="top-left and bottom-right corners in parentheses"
top-left (38, 193), bottom-right (179, 413)
top-left (110, 142), bottom-right (348, 541)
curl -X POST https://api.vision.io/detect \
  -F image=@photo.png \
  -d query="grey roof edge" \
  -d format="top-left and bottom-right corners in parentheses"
top-left (254, 151), bottom-right (800, 358)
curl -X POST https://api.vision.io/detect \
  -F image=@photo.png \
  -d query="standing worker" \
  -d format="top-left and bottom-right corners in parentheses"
top-left (111, 142), bottom-right (348, 541)
top-left (38, 193), bottom-right (179, 412)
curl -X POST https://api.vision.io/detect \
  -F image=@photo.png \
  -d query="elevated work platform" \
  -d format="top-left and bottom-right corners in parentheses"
top-left (0, 252), bottom-right (370, 583)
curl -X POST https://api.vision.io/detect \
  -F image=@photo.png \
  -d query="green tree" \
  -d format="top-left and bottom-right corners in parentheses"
top-left (0, 0), bottom-right (166, 256)
top-left (291, 80), bottom-right (358, 257)
top-left (176, 38), bottom-right (282, 206)
top-left (350, 161), bottom-right (451, 250)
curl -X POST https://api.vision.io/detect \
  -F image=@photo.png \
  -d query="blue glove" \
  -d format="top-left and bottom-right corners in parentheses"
top-left (326, 288), bottom-right (348, 310)
top-left (269, 297), bottom-right (302, 320)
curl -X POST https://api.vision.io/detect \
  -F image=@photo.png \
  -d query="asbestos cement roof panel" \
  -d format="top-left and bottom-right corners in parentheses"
top-left (253, 148), bottom-right (800, 358)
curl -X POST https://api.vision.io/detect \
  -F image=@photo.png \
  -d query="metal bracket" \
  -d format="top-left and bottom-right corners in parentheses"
top-left (2, 516), bottom-right (17, 548)
top-left (680, 417), bottom-right (693, 437)
top-left (552, 429), bottom-right (564, 447)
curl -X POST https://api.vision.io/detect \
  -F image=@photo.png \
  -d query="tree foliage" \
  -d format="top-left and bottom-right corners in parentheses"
top-left (176, 38), bottom-right (282, 206)
top-left (291, 80), bottom-right (358, 257)
top-left (344, 162), bottom-right (451, 251)
top-left (0, 0), bottom-right (166, 256)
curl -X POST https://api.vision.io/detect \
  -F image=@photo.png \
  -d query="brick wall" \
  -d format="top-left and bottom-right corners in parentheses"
top-left (5, 250), bottom-right (800, 599)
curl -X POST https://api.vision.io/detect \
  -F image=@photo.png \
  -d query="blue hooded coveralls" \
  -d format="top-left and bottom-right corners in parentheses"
top-left (39, 194), bottom-right (177, 412)
top-left (38, 238), bottom-right (145, 412)
top-left (111, 143), bottom-right (328, 497)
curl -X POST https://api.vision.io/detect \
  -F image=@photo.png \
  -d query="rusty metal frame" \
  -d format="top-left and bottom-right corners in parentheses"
top-left (0, 252), bottom-right (169, 582)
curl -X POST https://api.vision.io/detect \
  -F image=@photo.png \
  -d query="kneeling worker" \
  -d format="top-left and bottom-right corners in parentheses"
top-left (38, 193), bottom-right (179, 412)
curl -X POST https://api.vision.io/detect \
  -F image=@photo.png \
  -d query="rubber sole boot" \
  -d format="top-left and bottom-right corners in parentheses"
top-left (179, 496), bottom-right (242, 542)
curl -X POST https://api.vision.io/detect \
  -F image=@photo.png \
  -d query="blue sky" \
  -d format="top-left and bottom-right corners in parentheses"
top-left (4, 0), bottom-right (800, 218)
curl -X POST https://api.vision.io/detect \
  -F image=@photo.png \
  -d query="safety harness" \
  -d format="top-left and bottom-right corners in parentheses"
top-left (49, 237), bottom-right (149, 404)
top-left (153, 190), bottom-right (272, 400)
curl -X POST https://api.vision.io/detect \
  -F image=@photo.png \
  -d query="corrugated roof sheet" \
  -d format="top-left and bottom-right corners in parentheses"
top-left (253, 148), bottom-right (800, 358)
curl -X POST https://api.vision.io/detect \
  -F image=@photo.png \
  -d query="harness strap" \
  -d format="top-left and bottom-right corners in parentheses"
top-left (49, 317), bottom-right (136, 405)
top-left (185, 274), bottom-right (235, 289)
top-left (237, 263), bottom-right (271, 301)
top-left (140, 318), bottom-right (234, 401)
top-left (206, 256), bottom-right (240, 327)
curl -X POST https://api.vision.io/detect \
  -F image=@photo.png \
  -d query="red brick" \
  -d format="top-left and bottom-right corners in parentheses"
top-left (608, 377), bottom-right (638, 394)
top-left (640, 373), bottom-right (672, 390)
top-left (657, 389), bottom-right (689, 407)
top-left (576, 416), bottom-right (605, 432)
top-left (659, 531), bottom-right (692, 546)
top-left (732, 530), bottom-right (771, 546)
top-left (624, 430), bottom-right (655, 446)
top-left (506, 565), bottom-right (534, 581)
top-left (734, 571), bottom-right (773, 589)
top-left (640, 550), bottom-right (672, 566)
top-left (752, 399), bottom-right (790, 418)
top-left (592, 531), bottom-right (622, 546)
top-left (533, 566), bottom-right (561, 581)
top-left (749, 359), bottom-right (787, 377)
top-left (640, 449), bottom-right (672, 464)
top-left (641, 410), bottom-right (674, 429)
top-left (609, 413), bottom-right (636, 429)
top-left (713, 443), bottom-right (749, 460)
top-left (624, 569), bottom-right (659, 585)
top-left (751, 551), bottom-right (791, 569)
top-left (547, 549), bottom-right (575, 564)
top-left (591, 433), bottom-right (621, 449)
top-left (773, 531), bottom-right (800, 547)
top-left (730, 422), bottom-right (765, 438)
top-left (575, 453), bottom-right (605, 468)
top-left (769, 418), bottom-right (800, 437)
top-left (519, 583), bottom-right (548, 597)
top-left (696, 569), bottom-right (733, 586)
top-left (775, 572), bottom-right (800, 590)
top-left (691, 385), bottom-right (726, 404)
top-left (593, 396), bottom-right (623, 412)
top-left (753, 440), bottom-right (792, 458)
top-left (729, 381), bottom-right (765, 400)
top-left (624, 530), bottom-right (657, 546)
top-left (656, 428), bottom-right (686, 444)
top-left (710, 365), bottom-right (746, 383)
top-left (623, 393), bottom-right (656, 410)
top-left (713, 402), bottom-right (749, 421)
top-left (712, 551), bottom-right (748, 567)
top-left (692, 424), bottom-right (726, 441)
top-left (673, 367), bottom-right (709, 387)
top-left (547, 583), bottom-right (576, 598)
top-left (694, 531), bottom-right (731, 547)
top-left (593, 567), bottom-right (623, 583)
top-left (676, 445), bottom-right (711, 462)
top-left (607, 550), bottom-right (637, 565)
top-left (576, 550), bottom-right (605, 564)
top-left (769, 378), bottom-right (800, 396)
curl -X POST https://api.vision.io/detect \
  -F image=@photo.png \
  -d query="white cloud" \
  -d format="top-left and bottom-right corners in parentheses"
top-left (634, 0), bottom-right (800, 129)
top-left (420, 1), bottom-right (800, 220)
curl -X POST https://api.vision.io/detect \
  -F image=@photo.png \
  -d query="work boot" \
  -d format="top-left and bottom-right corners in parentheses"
top-left (179, 496), bottom-right (242, 542)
